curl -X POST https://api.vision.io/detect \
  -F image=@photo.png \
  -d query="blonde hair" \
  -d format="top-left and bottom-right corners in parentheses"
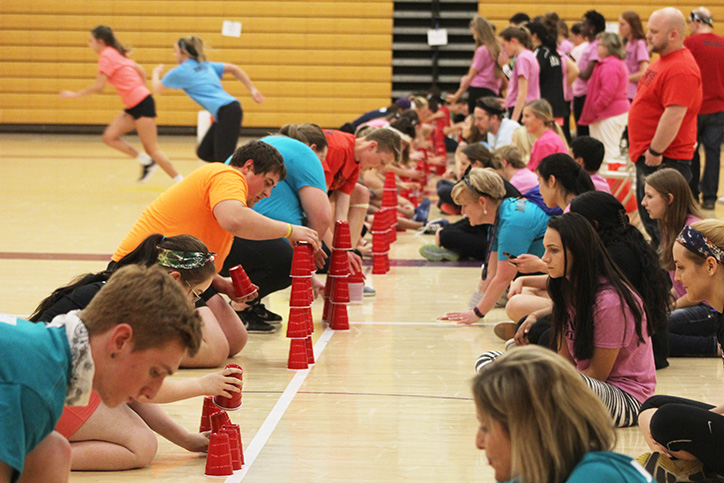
top-left (410, 96), bottom-right (428, 110)
top-left (451, 167), bottom-right (506, 204)
top-left (494, 145), bottom-right (526, 169)
top-left (524, 99), bottom-right (569, 151)
top-left (511, 126), bottom-right (535, 162)
top-left (685, 219), bottom-right (724, 264)
top-left (470, 16), bottom-right (503, 79)
top-left (177, 36), bottom-right (207, 62)
top-left (81, 265), bottom-right (203, 357)
top-left (472, 346), bottom-right (615, 483)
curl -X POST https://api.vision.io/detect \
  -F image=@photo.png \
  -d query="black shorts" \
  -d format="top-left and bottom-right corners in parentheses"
top-left (124, 95), bottom-right (156, 119)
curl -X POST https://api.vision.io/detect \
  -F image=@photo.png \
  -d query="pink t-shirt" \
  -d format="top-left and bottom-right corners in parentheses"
top-left (565, 284), bottom-right (656, 404)
top-left (578, 56), bottom-right (630, 125)
top-left (470, 45), bottom-right (503, 93)
top-left (527, 129), bottom-right (568, 171)
top-left (624, 39), bottom-right (650, 100)
top-left (505, 50), bottom-right (540, 108)
top-left (670, 214), bottom-right (703, 298)
top-left (98, 47), bottom-right (150, 109)
top-left (572, 40), bottom-right (601, 97)
top-left (510, 167), bottom-right (538, 194)
top-left (591, 173), bottom-right (612, 193)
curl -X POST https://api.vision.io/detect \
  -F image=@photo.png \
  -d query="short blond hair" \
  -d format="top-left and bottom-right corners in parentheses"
top-left (473, 346), bottom-right (615, 483)
top-left (451, 167), bottom-right (505, 204)
top-left (81, 265), bottom-right (202, 356)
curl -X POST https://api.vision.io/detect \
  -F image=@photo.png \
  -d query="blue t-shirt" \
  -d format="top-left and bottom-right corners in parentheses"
top-left (502, 451), bottom-right (652, 483)
top-left (0, 315), bottom-right (71, 478)
top-left (161, 59), bottom-right (237, 118)
top-left (492, 197), bottom-right (549, 261)
top-left (253, 136), bottom-right (327, 225)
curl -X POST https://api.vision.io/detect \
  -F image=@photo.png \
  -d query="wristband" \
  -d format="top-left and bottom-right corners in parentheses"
top-left (648, 147), bottom-right (663, 157)
top-left (284, 223), bottom-right (293, 239)
top-left (473, 306), bottom-right (484, 319)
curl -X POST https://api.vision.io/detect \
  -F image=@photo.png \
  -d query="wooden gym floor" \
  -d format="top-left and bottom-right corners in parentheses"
top-left (1, 133), bottom-right (723, 482)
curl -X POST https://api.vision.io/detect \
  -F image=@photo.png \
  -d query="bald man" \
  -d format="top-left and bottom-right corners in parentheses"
top-left (629, 7), bottom-right (702, 247)
top-left (685, 7), bottom-right (724, 210)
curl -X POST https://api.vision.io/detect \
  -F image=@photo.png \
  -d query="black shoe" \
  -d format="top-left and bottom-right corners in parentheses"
top-left (250, 303), bottom-right (282, 323)
top-left (138, 160), bottom-right (157, 183)
top-left (702, 199), bottom-right (716, 210)
top-left (238, 309), bottom-right (277, 334)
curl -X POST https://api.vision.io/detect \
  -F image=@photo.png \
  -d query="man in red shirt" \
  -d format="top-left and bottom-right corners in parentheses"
top-left (684, 7), bottom-right (724, 210)
top-left (628, 7), bottom-right (702, 246)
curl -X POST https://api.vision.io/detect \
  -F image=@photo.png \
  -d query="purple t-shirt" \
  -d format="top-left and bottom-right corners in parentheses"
top-left (505, 50), bottom-right (540, 108)
top-left (470, 45), bottom-right (502, 93)
top-left (591, 173), bottom-right (612, 193)
top-left (572, 40), bottom-right (601, 97)
top-left (624, 39), bottom-right (650, 99)
top-left (510, 167), bottom-right (539, 194)
top-left (565, 284), bottom-right (656, 404)
top-left (527, 129), bottom-right (568, 171)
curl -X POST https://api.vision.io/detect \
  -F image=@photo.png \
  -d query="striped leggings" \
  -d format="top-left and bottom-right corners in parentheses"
top-left (580, 374), bottom-right (641, 428)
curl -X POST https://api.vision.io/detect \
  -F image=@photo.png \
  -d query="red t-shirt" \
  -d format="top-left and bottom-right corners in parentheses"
top-left (323, 130), bottom-right (360, 195)
top-left (684, 33), bottom-right (724, 114)
top-left (628, 48), bottom-right (702, 163)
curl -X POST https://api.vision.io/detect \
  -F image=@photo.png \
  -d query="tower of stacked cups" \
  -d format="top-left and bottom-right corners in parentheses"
top-left (371, 171), bottom-right (398, 274)
top-left (322, 220), bottom-right (352, 330)
top-left (287, 242), bottom-right (316, 369)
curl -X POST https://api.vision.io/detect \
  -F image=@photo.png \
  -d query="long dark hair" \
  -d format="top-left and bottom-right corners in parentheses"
top-left (29, 234), bottom-right (214, 321)
top-left (547, 213), bottom-right (647, 360)
top-left (570, 192), bottom-right (672, 337)
top-left (537, 153), bottom-right (594, 199)
top-left (91, 26), bottom-right (128, 56)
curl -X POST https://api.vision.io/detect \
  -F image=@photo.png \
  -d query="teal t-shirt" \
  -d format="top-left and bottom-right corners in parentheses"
top-left (161, 59), bottom-right (237, 118)
top-left (0, 315), bottom-right (71, 477)
top-left (502, 451), bottom-right (653, 483)
top-left (491, 197), bottom-right (549, 260)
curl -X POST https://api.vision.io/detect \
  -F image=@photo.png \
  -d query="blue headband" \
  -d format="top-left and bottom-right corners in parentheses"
top-left (676, 225), bottom-right (724, 265)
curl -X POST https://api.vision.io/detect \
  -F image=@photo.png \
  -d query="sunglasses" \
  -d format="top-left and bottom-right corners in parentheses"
top-left (689, 11), bottom-right (712, 25)
top-left (185, 280), bottom-right (202, 302)
top-left (460, 175), bottom-right (489, 197)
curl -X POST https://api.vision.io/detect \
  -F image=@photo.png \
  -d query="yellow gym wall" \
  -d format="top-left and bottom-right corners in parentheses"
top-left (0, 1), bottom-right (721, 130)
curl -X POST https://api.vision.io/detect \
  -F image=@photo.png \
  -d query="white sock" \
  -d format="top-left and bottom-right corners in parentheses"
top-left (137, 153), bottom-right (153, 166)
top-left (173, 175), bottom-right (184, 183)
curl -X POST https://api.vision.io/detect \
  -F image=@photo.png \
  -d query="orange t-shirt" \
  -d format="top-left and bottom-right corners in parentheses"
top-left (322, 129), bottom-right (360, 195)
top-left (112, 164), bottom-right (248, 272)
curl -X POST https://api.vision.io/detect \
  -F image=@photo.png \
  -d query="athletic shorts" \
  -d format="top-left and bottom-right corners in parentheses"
top-left (55, 391), bottom-right (102, 439)
top-left (124, 95), bottom-right (157, 119)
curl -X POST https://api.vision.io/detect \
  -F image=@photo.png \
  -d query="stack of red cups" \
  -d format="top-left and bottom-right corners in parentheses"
top-left (288, 242), bottom-right (315, 369)
top-left (323, 220), bottom-right (351, 330)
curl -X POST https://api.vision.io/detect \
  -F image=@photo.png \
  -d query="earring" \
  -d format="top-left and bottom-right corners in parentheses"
top-left (484, 208), bottom-right (488, 215)
top-left (110, 352), bottom-right (117, 359)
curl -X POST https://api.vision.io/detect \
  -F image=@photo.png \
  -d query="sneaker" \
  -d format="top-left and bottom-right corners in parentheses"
top-left (440, 247), bottom-right (460, 261)
top-left (494, 321), bottom-right (517, 341)
top-left (420, 244), bottom-right (444, 261)
top-left (475, 350), bottom-right (503, 372)
top-left (702, 199), bottom-right (716, 210)
top-left (636, 452), bottom-right (710, 483)
top-left (495, 291), bottom-right (508, 308)
top-left (419, 218), bottom-right (450, 235)
top-left (238, 309), bottom-right (277, 334)
top-left (363, 285), bottom-right (376, 297)
top-left (249, 303), bottom-right (282, 324)
top-left (138, 159), bottom-right (158, 183)
top-left (413, 197), bottom-right (431, 223)
top-left (504, 338), bottom-right (516, 352)
top-left (439, 202), bottom-right (461, 215)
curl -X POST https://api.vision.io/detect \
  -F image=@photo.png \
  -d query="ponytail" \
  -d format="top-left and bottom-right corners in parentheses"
top-left (178, 36), bottom-right (207, 62)
top-left (91, 25), bottom-right (128, 56)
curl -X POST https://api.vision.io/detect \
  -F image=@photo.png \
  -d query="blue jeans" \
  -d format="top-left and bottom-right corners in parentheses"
top-left (668, 304), bottom-right (718, 357)
top-left (689, 111), bottom-right (724, 202)
top-left (636, 157), bottom-right (693, 248)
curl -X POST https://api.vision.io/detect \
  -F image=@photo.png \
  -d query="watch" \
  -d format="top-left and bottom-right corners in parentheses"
top-left (648, 147), bottom-right (663, 157)
top-left (473, 306), bottom-right (485, 319)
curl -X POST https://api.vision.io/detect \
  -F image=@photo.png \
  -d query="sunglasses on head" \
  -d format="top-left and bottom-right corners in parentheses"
top-left (689, 11), bottom-right (713, 25)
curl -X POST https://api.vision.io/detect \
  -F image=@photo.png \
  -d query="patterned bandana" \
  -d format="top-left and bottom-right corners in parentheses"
top-left (156, 247), bottom-right (215, 270)
top-left (676, 225), bottom-right (724, 265)
top-left (47, 311), bottom-right (95, 406)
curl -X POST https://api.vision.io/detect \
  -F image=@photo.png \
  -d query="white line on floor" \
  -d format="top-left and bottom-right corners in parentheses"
top-left (225, 327), bottom-right (335, 482)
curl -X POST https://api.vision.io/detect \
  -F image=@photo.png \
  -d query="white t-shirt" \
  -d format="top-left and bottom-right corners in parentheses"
top-left (487, 118), bottom-right (520, 149)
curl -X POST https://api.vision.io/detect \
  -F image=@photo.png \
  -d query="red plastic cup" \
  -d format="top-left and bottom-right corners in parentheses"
top-left (223, 423), bottom-right (244, 465)
top-left (288, 338), bottom-right (309, 370)
top-left (205, 432), bottom-right (233, 476)
top-left (305, 336), bottom-right (315, 364)
top-left (329, 303), bottom-right (350, 330)
top-left (229, 265), bottom-right (258, 298)
top-left (289, 277), bottom-right (312, 307)
top-left (331, 276), bottom-right (350, 304)
top-left (221, 427), bottom-right (242, 470)
top-left (210, 410), bottom-right (231, 433)
top-left (199, 396), bottom-right (215, 432)
top-left (286, 307), bottom-right (308, 338)
top-left (332, 220), bottom-right (352, 250)
top-left (213, 364), bottom-right (243, 411)
top-left (328, 249), bottom-right (349, 276)
top-left (291, 243), bottom-right (313, 276)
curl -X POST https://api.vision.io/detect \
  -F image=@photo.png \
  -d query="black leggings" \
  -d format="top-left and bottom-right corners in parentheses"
top-left (221, 237), bottom-right (292, 300)
top-left (197, 101), bottom-right (243, 163)
top-left (572, 95), bottom-right (589, 137)
top-left (641, 395), bottom-right (724, 476)
top-left (437, 218), bottom-right (488, 260)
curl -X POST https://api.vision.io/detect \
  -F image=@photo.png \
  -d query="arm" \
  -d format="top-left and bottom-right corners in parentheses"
top-left (565, 56), bottom-right (579, 89)
top-left (510, 76), bottom-right (528, 123)
top-left (142, 366), bottom-right (243, 403)
top-left (132, 60), bottom-right (147, 80)
top-left (59, 73), bottom-right (107, 99)
top-left (580, 347), bottom-right (620, 381)
top-left (128, 402), bottom-right (209, 453)
top-left (577, 59), bottom-right (598, 81)
top-left (514, 305), bottom-right (553, 345)
top-left (644, 105), bottom-right (688, 166)
top-left (508, 254), bottom-right (547, 274)
top-left (213, 200), bottom-right (320, 248)
top-left (331, 190), bottom-right (351, 223)
top-left (151, 65), bottom-right (169, 95)
top-left (224, 63), bottom-right (264, 103)
top-left (629, 60), bottom-right (649, 83)
top-left (298, 186), bottom-right (332, 269)
top-left (710, 403), bottom-right (724, 415)
top-left (447, 66), bottom-right (478, 103)
top-left (509, 274), bottom-right (549, 296)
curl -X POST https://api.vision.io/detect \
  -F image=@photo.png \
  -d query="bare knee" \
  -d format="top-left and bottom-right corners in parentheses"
top-left (351, 184), bottom-right (371, 204)
top-left (19, 432), bottom-right (71, 483)
top-left (101, 130), bottom-right (117, 146)
top-left (126, 425), bottom-right (158, 468)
